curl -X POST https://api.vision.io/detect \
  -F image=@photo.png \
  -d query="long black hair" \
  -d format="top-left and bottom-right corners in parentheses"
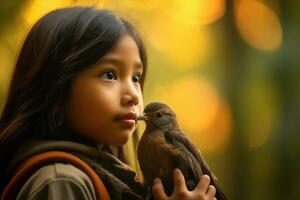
top-left (0, 6), bottom-right (147, 188)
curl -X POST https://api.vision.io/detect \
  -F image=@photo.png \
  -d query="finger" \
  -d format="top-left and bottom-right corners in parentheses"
top-left (206, 185), bottom-right (216, 198)
top-left (152, 178), bottom-right (168, 200)
top-left (173, 168), bottom-right (187, 191)
top-left (196, 175), bottom-right (210, 191)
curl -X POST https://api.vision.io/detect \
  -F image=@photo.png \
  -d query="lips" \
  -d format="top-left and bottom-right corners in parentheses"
top-left (114, 112), bottom-right (138, 128)
top-left (115, 112), bottom-right (137, 121)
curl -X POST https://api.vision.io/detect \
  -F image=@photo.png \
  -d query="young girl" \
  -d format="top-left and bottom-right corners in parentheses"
top-left (0, 6), bottom-right (217, 200)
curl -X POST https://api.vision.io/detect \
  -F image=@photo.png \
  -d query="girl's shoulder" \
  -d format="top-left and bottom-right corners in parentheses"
top-left (17, 163), bottom-right (97, 200)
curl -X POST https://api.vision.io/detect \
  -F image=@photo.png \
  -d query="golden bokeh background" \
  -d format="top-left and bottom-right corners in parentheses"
top-left (1, 0), bottom-right (300, 199)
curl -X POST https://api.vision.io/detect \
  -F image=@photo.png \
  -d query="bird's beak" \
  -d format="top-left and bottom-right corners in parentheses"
top-left (137, 113), bottom-right (149, 121)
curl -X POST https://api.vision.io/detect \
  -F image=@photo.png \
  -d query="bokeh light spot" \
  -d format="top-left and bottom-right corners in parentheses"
top-left (152, 76), bottom-right (232, 152)
top-left (166, 0), bottom-right (225, 26)
top-left (148, 18), bottom-right (212, 68)
top-left (21, 0), bottom-right (72, 25)
top-left (116, 0), bottom-right (159, 11)
top-left (235, 0), bottom-right (282, 51)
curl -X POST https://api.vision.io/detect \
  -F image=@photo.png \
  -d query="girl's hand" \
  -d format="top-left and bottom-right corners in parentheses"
top-left (152, 169), bottom-right (216, 200)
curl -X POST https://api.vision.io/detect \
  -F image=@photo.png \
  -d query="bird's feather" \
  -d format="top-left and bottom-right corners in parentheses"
top-left (164, 128), bottom-right (227, 200)
top-left (164, 129), bottom-right (202, 189)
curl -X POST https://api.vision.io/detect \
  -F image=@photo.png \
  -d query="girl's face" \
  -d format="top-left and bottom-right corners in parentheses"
top-left (64, 34), bottom-right (144, 146)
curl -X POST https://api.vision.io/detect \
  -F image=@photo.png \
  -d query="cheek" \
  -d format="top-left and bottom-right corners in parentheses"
top-left (64, 79), bottom-right (112, 133)
top-left (138, 92), bottom-right (144, 114)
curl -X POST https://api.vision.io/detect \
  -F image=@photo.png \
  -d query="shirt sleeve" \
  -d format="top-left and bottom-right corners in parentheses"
top-left (16, 163), bottom-right (97, 200)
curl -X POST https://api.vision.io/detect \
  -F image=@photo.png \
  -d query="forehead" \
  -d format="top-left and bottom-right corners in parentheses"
top-left (104, 35), bottom-right (140, 58)
top-left (99, 34), bottom-right (143, 68)
top-left (80, 34), bottom-right (143, 75)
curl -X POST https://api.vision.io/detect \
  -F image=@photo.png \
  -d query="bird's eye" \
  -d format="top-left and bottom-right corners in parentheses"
top-left (156, 112), bottom-right (162, 118)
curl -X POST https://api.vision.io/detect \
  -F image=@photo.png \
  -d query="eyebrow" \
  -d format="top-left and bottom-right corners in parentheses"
top-left (98, 57), bottom-right (143, 70)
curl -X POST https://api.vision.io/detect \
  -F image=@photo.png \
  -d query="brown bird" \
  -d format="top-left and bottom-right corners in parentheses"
top-left (137, 102), bottom-right (227, 199)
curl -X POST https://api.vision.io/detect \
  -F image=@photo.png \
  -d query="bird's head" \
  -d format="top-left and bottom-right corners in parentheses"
top-left (137, 102), bottom-right (179, 130)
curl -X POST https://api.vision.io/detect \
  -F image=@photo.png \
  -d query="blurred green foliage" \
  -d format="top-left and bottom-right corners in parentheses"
top-left (0, 0), bottom-right (27, 32)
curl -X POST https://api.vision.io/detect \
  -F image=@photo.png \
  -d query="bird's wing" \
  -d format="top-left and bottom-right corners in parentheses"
top-left (164, 129), bottom-right (209, 174)
top-left (164, 129), bottom-right (227, 200)
top-left (162, 129), bottom-right (200, 191)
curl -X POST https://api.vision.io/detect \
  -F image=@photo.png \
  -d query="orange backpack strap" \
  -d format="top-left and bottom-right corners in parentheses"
top-left (1, 151), bottom-right (111, 200)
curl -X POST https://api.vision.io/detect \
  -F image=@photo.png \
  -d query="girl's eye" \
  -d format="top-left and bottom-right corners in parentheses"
top-left (132, 74), bottom-right (141, 83)
top-left (101, 71), bottom-right (116, 80)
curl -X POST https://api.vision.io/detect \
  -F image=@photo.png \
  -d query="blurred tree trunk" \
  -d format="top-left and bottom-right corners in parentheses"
top-left (222, 0), bottom-right (249, 199)
top-left (273, 0), bottom-right (300, 199)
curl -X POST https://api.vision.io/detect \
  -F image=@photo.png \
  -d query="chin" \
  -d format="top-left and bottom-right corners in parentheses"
top-left (116, 131), bottom-right (133, 145)
top-left (102, 128), bottom-right (135, 146)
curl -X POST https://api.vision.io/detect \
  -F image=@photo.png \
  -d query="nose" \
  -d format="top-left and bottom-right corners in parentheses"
top-left (121, 81), bottom-right (140, 106)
